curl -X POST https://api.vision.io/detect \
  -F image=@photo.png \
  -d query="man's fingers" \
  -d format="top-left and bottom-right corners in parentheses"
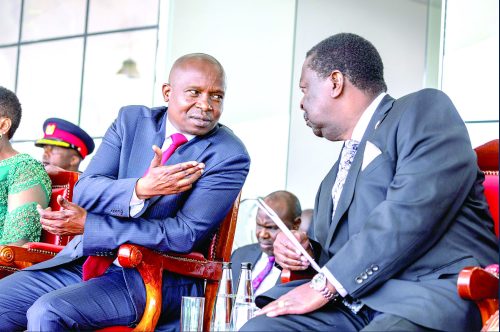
top-left (256, 298), bottom-right (292, 318)
top-left (168, 161), bottom-right (204, 174)
top-left (150, 145), bottom-right (163, 168)
top-left (37, 208), bottom-right (67, 220)
top-left (278, 239), bottom-right (302, 260)
top-left (37, 204), bottom-right (52, 212)
top-left (57, 195), bottom-right (79, 210)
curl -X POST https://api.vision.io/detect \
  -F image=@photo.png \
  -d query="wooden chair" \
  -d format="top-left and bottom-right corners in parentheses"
top-left (0, 169), bottom-right (79, 277)
top-left (101, 193), bottom-right (241, 332)
top-left (457, 139), bottom-right (499, 331)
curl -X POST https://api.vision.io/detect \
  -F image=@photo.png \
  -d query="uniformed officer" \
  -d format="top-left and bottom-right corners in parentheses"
top-left (35, 118), bottom-right (95, 172)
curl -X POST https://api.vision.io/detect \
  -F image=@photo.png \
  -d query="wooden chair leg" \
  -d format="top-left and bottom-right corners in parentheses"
top-left (203, 280), bottom-right (219, 331)
top-left (133, 261), bottom-right (163, 332)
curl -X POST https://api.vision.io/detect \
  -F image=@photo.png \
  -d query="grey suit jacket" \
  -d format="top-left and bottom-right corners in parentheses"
top-left (259, 89), bottom-right (498, 331)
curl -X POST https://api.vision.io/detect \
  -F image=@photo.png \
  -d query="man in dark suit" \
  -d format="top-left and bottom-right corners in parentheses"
top-left (242, 33), bottom-right (497, 331)
top-left (0, 53), bottom-right (250, 330)
top-left (231, 190), bottom-right (301, 296)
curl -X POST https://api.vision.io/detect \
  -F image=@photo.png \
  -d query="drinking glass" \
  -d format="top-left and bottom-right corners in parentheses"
top-left (180, 296), bottom-right (205, 332)
top-left (229, 302), bottom-right (259, 331)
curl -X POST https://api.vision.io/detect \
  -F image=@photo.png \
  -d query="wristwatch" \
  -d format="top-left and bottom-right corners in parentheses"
top-left (310, 273), bottom-right (338, 301)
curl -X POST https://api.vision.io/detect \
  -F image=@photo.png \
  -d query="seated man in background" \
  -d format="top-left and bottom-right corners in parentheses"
top-left (231, 190), bottom-right (301, 295)
top-left (35, 117), bottom-right (95, 172)
top-left (0, 53), bottom-right (250, 331)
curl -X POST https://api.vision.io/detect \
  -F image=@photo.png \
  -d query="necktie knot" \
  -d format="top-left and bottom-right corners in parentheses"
top-left (161, 133), bottom-right (188, 165)
top-left (171, 133), bottom-right (188, 148)
top-left (345, 139), bottom-right (359, 154)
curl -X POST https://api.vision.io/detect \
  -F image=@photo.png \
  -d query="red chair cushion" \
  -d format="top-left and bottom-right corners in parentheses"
top-left (483, 174), bottom-right (499, 237)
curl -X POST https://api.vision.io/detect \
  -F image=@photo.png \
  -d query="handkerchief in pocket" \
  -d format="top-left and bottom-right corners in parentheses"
top-left (362, 141), bottom-right (381, 171)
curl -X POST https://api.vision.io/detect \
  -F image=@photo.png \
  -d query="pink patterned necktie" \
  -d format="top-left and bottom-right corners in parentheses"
top-left (82, 133), bottom-right (188, 281)
top-left (252, 256), bottom-right (275, 291)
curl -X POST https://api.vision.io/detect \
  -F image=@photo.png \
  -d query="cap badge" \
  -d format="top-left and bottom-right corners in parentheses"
top-left (45, 124), bottom-right (56, 135)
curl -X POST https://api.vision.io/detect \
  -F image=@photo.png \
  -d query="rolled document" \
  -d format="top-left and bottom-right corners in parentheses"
top-left (256, 198), bottom-right (321, 272)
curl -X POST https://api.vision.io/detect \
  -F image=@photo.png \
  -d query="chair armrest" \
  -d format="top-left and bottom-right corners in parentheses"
top-left (113, 244), bottom-right (223, 332)
top-left (0, 242), bottom-right (61, 270)
top-left (458, 266), bottom-right (499, 300)
top-left (118, 244), bottom-right (222, 280)
top-left (458, 265), bottom-right (499, 326)
top-left (26, 242), bottom-right (65, 253)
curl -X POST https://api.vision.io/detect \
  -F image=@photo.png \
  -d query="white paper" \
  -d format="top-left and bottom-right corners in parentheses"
top-left (255, 198), bottom-right (321, 272)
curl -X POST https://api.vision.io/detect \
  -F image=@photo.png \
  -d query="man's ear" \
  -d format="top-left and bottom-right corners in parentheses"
top-left (329, 70), bottom-right (344, 98)
top-left (70, 155), bottom-right (81, 169)
top-left (292, 216), bottom-right (301, 231)
top-left (161, 83), bottom-right (171, 102)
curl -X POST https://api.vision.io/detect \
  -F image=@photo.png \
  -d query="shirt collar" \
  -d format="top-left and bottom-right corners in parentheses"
top-left (351, 92), bottom-right (386, 142)
top-left (165, 116), bottom-right (196, 141)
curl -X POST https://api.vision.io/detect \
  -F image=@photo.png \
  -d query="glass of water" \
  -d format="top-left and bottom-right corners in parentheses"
top-left (180, 296), bottom-right (205, 332)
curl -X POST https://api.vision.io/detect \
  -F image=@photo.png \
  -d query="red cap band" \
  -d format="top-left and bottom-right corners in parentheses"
top-left (44, 125), bottom-right (89, 158)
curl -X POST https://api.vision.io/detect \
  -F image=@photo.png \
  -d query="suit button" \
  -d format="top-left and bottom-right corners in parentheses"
top-left (371, 264), bottom-right (379, 272)
top-left (361, 272), bottom-right (368, 280)
top-left (366, 269), bottom-right (373, 275)
top-left (355, 277), bottom-right (363, 284)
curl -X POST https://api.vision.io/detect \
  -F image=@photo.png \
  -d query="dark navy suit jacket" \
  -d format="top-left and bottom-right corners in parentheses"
top-left (28, 105), bottom-right (250, 326)
top-left (258, 89), bottom-right (498, 331)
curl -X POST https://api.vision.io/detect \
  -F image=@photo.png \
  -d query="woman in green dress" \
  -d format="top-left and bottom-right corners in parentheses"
top-left (0, 87), bottom-right (51, 245)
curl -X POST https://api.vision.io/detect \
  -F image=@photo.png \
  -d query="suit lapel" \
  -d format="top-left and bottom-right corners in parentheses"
top-left (129, 111), bottom-right (166, 177)
top-left (315, 162), bottom-right (339, 246)
top-left (324, 96), bottom-right (395, 249)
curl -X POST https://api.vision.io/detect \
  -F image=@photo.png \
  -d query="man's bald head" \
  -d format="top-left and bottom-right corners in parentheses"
top-left (169, 53), bottom-right (226, 88)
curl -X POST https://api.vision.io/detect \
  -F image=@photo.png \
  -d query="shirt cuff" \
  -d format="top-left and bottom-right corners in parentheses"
top-left (321, 266), bottom-right (348, 297)
top-left (129, 187), bottom-right (145, 217)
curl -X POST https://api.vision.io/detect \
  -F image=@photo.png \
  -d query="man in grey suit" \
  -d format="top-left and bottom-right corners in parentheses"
top-left (242, 33), bottom-right (497, 331)
top-left (0, 53), bottom-right (250, 330)
top-left (231, 190), bottom-right (301, 295)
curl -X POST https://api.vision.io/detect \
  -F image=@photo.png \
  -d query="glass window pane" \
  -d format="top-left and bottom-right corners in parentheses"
top-left (441, 0), bottom-right (499, 122)
top-left (22, 0), bottom-right (86, 41)
top-left (0, 0), bottom-right (21, 44)
top-left (466, 122), bottom-right (500, 149)
top-left (15, 38), bottom-right (83, 140)
top-left (88, 0), bottom-right (159, 33)
top-left (0, 47), bottom-right (18, 91)
top-left (80, 30), bottom-right (157, 137)
top-left (10, 141), bottom-right (43, 164)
